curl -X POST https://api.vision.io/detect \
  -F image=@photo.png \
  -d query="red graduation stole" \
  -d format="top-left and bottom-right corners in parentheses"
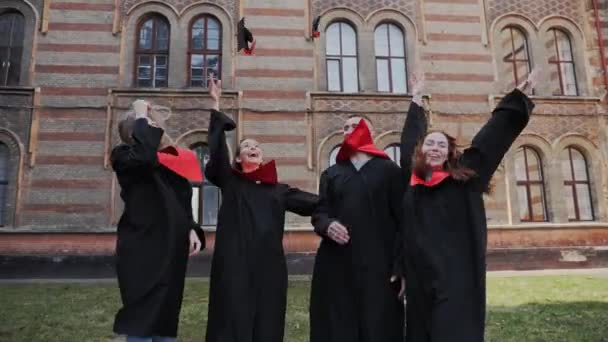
top-left (410, 170), bottom-right (450, 187)
top-left (336, 119), bottom-right (389, 162)
top-left (157, 146), bottom-right (203, 182)
top-left (234, 160), bottom-right (278, 185)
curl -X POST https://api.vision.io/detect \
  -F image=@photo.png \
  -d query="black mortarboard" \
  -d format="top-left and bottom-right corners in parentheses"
top-left (237, 17), bottom-right (256, 55)
top-left (312, 16), bottom-right (321, 39)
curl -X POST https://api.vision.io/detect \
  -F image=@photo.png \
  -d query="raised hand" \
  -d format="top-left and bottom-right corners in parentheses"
top-left (209, 73), bottom-right (222, 111)
top-left (410, 72), bottom-right (425, 106)
top-left (517, 67), bottom-right (542, 94)
top-left (327, 221), bottom-right (350, 245)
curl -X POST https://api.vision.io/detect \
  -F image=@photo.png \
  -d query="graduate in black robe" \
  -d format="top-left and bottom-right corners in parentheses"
top-left (310, 117), bottom-right (405, 342)
top-left (111, 102), bottom-right (205, 340)
top-left (204, 76), bottom-right (318, 342)
top-left (400, 71), bottom-right (539, 342)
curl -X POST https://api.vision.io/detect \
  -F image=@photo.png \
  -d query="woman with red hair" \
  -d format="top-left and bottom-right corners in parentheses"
top-left (400, 69), bottom-right (540, 342)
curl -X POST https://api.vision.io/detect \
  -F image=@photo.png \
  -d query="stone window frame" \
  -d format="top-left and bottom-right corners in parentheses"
top-left (0, 128), bottom-right (23, 228)
top-left (316, 8), bottom-right (418, 93)
top-left (491, 14), bottom-right (589, 96)
top-left (0, 1), bottom-right (38, 87)
top-left (122, 2), bottom-right (234, 89)
top-left (134, 14), bottom-right (171, 88)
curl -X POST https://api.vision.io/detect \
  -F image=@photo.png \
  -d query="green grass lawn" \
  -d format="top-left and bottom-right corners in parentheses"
top-left (0, 276), bottom-right (606, 342)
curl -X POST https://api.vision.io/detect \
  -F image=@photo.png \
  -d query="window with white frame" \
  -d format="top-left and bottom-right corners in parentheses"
top-left (326, 22), bottom-right (358, 92)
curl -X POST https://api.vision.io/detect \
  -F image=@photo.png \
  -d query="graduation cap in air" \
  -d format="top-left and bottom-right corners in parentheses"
top-left (311, 16), bottom-right (321, 39)
top-left (237, 17), bottom-right (256, 55)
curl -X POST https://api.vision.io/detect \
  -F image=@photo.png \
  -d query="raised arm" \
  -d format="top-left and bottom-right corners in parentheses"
top-left (111, 118), bottom-right (163, 173)
top-left (400, 75), bottom-right (427, 180)
top-left (205, 110), bottom-right (236, 187)
top-left (283, 186), bottom-right (319, 216)
top-left (461, 70), bottom-right (539, 189)
top-left (204, 74), bottom-right (235, 187)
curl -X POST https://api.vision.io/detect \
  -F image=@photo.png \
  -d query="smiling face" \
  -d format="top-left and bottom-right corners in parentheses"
top-left (421, 132), bottom-right (449, 168)
top-left (236, 138), bottom-right (263, 171)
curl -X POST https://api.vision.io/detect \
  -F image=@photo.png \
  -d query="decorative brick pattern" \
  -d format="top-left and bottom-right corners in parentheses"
top-left (312, 0), bottom-right (416, 22)
top-left (121, 0), bottom-right (236, 18)
top-left (486, 0), bottom-right (583, 25)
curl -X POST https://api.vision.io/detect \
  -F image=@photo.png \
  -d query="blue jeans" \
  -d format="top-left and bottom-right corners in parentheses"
top-left (126, 337), bottom-right (176, 342)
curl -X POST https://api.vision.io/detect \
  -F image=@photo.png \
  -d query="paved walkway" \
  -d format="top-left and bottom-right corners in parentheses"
top-left (0, 269), bottom-right (607, 284)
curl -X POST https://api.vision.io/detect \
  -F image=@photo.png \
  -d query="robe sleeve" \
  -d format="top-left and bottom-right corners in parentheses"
top-left (183, 184), bottom-right (206, 251)
top-left (400, 101), bottom-right (428, 181)
top-left (205, 109), bottom-right (236, 188)
top-left (388, 164), bottom-right (406, 276)
top-left (311, 170), bottom-right (334, 237)
top-left (111, 118), bottom-right (163, 173)
top-left (461, 88), bottom-right (534, 190)
top-left (283, 187), bottom-right (319, 216)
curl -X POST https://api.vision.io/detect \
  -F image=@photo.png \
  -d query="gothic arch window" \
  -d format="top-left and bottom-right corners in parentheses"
top-left (0, 10), bottom-right (25, 86)
top-left (135, 14), bottom-right (170, 88)
top-left (375, 23), bottom-right (407, 93)
top-left (189, 14), bottom-right (222, 87)
top-left (514, 146), bottom-right (548, 222)
top-left (500, 26), bottom-right (531, 88)
top-left (560, 146), bottom-right (593, 221)
top-left (547, 28), bottom-right (577, 96)
top-left (326, 21), bottom-right (358, 92)
top-left (191, 142), bottom-right (220, 226)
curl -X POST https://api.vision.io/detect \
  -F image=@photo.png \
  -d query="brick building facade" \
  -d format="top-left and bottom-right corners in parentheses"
top-left (0, 0), bottom-right (607, 268)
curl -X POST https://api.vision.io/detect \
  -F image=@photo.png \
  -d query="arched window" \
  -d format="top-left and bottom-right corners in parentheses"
top-left (0, 142), bottom-right (9, 226)
top-left (135, 14), bottom-right (169, 88)
top-left (326, 22), bottom-right (358, 92)
top-left (547, 28), bottom-right (577, 96)
top-left (189, 15), bottom-right (222, 87)
top-left (375, 23), bottom-right (407, 93)
top-left (328, 145), bottom-right (340, 167)
top-left (384, 143), bottom-right (401, 166)
top-left (514, 146), bottom-right (548, 222)
top-left (560, 147), bottom-right (593, 221)
top-left (0, 11), bottom-right (25, 86)
top-left (191, 143), bottom-right (221, 226)
top-left (500, 26), bottom-right (531, 88)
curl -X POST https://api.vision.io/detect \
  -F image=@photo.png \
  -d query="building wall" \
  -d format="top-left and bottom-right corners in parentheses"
top-left (0, 0), bottom-right (607, 255)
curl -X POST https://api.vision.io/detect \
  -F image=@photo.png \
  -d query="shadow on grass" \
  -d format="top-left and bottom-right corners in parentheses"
top-left (486, 302), bottom-right (608, 342)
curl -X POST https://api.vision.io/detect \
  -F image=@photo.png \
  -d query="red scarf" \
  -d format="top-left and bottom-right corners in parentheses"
top-left (336, 120), bottom-right (389, 162)
top-left (410, 170), bottom-right (450, 187)
top-left (234, 160), bottom-right (278, 185)
top-left (157, 146), bottom-right (203, 182)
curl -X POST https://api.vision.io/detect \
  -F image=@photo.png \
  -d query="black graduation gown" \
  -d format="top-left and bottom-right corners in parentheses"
top-left (400, 89), bottom-right (534, 342)
top-left (111, 119), bottom-right (205, 337)
top-left (204, 110), bottom-right (318, 342)
top-left (310, 157), bottom-right (405, 342)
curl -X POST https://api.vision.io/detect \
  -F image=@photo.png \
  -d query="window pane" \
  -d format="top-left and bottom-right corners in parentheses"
top-left (384, 145), bottom-right (400, 166)
top-left (564, 185), bottom-right (576, 220)
top-left (7, 46), bottom-right (22, 85)
top-left (512, 28), bottom-right (529, 61)
top-left (555, 30), bottom-right (574, 62)
top-left (374, 24), bottom-right (389, 57)
top-left (139, 19), bottom-right (153, 49)
top-left (0, 143), bottom-right (8, 181)
top-left (191, 54), bottom-right (204, 68)
top-left (516, 185), bottom-right (530, 221)
top-left (529, 185), bottom-right (546, 221)
top-left (155, 55), bottom-right (167, 67)
top-left (155, 20), bottom-right (169, 50)
top-left (207, 18), bottom-right (221, 50)
top-left (560, 149), bottom-right (573, 181)
top-left (155, 66), bottom-right (167, 80)
top-left (137, 78), bottom-right (152, 87)
top-left (376, 59), bottom-right (390, 92)
top-left (514, 149), bottom-right (527, 181)
top-left (329, 146), bottom-right (340, 167)
top-left (391, 58), bottom-right (407, 93)
top-left (560, 62), bottom-right (577, 96)
top-left (138, 66), bottom-right (151, 80)
top-left (570, 148), bottom-right (588, 181)
top-left (576, 184), bottom-right (593, 220)
top-left (191, 186), bottom-right (200, 224)
top-left (0, 15), bottom-right (13, 49)
top-left (342, 57), bottom-right (358, 92)
top-left (389, 24), bottom-right (405, 57)
top-left (326, 23), bottom-right (341, 56)
top-left (526, 149), bottom-right (542, 181)
top-left (341, 23), bottom-right (357, 56)
top-left (206, 55), bottom-right (219, 74)
top-left (191, 19), bottom-right (205, 49)
top-left (203, 185), bottom-right (220, 226)
top-left (327, 59), bottom-right (341, 91)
